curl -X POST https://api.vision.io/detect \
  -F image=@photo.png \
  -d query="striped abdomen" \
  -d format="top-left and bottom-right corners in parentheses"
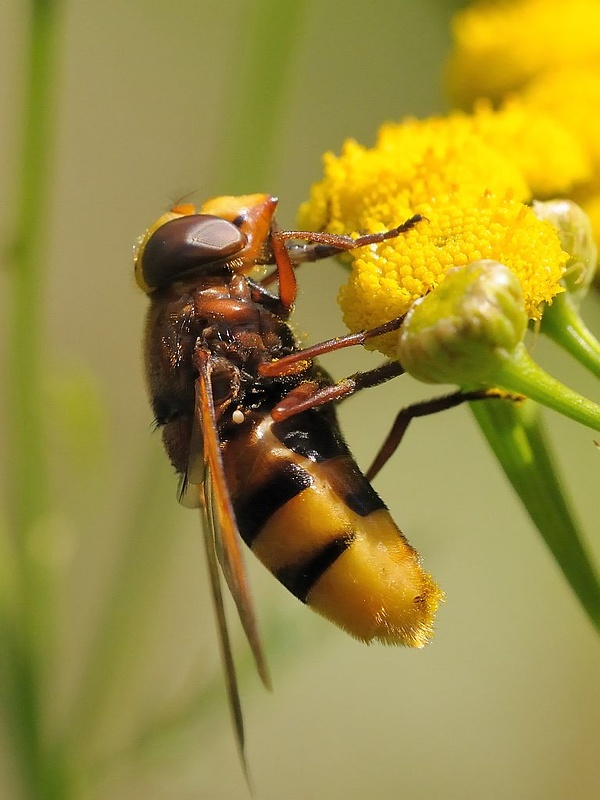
top-left (221, 406), bottom-right (443, 647)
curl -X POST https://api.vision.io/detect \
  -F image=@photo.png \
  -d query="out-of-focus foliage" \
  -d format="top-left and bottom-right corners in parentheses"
top-left (1, 1), bottom-right (598, 799)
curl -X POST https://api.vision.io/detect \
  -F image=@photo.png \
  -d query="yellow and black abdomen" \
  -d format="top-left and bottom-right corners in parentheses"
top-left (222, 406), bottom-right (444, 647)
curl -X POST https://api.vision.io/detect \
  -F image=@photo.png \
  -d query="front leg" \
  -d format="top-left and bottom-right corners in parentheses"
top-left (258, 317), bottom-right (406, 378)
top-left (262, 214), bottom-right (425, 289)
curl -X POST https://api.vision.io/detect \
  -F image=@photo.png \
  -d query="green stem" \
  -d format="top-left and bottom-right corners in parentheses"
top-left (471, 400), bottom-right (600, 632)
top-left (7, 0), bottom-right (61, 535)
top-left (211, 0), bottom-right (310, 191)
top-left (3, 1), bottom-right (70, 798)
top-left (492, 343), bottom-right (600, 433)
top-left (541, 293), bottom-right (600, 380)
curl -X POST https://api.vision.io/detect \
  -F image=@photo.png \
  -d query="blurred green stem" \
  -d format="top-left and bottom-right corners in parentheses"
top-left (541, 293), bottom-right (600, 380)
top-left (471, 399), bottom-right (600, 632)
top-left (213, 0), bottom-right (310, 191)
top-left (3, 1), bottom-right (73, 798)
top-left (8, 0), bottom-right (61, 534)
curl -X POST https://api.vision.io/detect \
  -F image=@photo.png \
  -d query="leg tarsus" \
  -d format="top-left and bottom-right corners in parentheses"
top-left (366, 389), bottom-right (497, 482)
top-left (279, 214), bottom-right (424, 254)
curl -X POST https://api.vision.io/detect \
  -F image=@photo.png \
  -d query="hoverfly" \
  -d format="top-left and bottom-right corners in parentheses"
top-left (134, 194), bottom-right (444, 765)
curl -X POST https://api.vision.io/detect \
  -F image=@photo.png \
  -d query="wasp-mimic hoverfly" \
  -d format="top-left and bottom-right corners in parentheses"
top-left (134, 194), bottom-right (444, 764)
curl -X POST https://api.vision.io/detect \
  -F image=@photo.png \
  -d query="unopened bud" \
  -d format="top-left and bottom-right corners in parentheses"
top-left (398, 260), bottom-right (526, 386)
top-left (532, 199), bottom-right (597, 304)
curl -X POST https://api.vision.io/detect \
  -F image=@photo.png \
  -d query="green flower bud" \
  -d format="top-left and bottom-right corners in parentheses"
top-left (534, 200), bottom-right (600, 380)
top-left (397, 260), bottom-right (527, 386)
top-left (532, 199), bottom-right (597, 304)
top-left (398, 260), bottom-right (600, 432)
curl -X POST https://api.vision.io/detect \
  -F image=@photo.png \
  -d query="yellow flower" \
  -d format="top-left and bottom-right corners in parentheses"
top-left (300, 105), bottom-right (588, 235)
top-left (375, 114), bottom-right (531, 205)
top-left (520, 67), bottom-right (600, 189)
top-left (447, 0), bottom-right (600, 108)
top-left (339, 194), bottom-right (565, 358)
top-left (466, 99), bottom-right (591, 198)
top-left (298, 117), bottom-right (530, 244)
top-left (300, 114), bottom-right (567, 359)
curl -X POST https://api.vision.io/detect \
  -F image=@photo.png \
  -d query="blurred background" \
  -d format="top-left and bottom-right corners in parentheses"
top-left (1, 0), bottom-right (599, 798)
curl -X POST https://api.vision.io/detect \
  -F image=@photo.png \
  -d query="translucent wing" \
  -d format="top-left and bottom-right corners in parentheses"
top-left (178, 412), bottom-right (205, 509)
top-left (199, 475), bottom-right (249, 778)
top-left (192, 345), bottom-right (272, 683)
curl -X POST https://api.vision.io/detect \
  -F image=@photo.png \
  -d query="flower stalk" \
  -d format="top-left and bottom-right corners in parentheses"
top-left (492, 342), bottom-right (600, 432)
top-left (541, 294), bottom-right (600, 380)
top-left (3, 2), bottom-right (78, 798)
top-left (471, 399), bottom-right (600, 632)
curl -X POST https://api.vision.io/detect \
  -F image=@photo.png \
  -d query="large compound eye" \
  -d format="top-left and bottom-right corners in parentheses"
top-left (139, 214), bottom-right (247, 291)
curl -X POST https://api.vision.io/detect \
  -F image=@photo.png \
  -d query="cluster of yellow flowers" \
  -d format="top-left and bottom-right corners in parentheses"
top-left (299, 0), bottom-right (600, 365)
top-left (298, 103), bottom-right (575, 357)
top-left (447, 0), bottom-right (600, 249)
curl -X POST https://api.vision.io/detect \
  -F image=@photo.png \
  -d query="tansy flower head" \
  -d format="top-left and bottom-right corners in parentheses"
top-left (446, 0), bottom-right (600, 108)
top-left (519, 67), bottom-right (600, 190)
top-left (340, 195), bottom-right (565, 358)
top-left (375, 102), bottom-right (590, 201)
top-left (466, 99), bottom-right (591, 198)
top-left (446, 1), bottom-right (600, 258)
top-left (298, 119), bottom-right (530, 236)
top-left (300, 115), bottom-right (567, 360)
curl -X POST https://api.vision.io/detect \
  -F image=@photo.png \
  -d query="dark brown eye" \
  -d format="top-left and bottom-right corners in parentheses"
top-left (140, 214), bottom-right (247, 290)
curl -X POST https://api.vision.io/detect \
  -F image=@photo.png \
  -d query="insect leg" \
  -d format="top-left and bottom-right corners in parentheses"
top-left (365, 389), bottom-right (498, 481)
top-left (271, 361), bottom-right (405, 421)
top-left (263, 214), bottom-right (424, 289)
top-left (270, 359), bottom-right (501, 479)
top-left (275, 382), bottom-right (498, 476)
top-left (259, 317), bottom-right (405, 378)
top-left (269, 219), bottom-right (298, 312)
top-left (283, 214), bottom-right (424, 260)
